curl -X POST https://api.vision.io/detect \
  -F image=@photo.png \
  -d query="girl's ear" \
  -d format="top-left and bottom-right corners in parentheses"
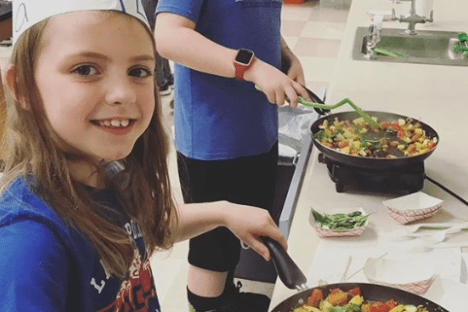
top-left (4, 64), bottom-right (27, 108)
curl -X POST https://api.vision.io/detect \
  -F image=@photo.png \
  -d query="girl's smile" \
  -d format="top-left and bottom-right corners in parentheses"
top-left (91, 118), bottom-right (137, 135)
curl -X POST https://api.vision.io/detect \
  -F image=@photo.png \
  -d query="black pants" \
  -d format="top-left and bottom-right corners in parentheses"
top-left (177, 143), bottom-right (278, 272)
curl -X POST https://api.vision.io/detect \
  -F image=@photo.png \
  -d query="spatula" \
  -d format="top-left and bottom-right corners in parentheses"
top-left (261, 236), bottom-right (308, 291)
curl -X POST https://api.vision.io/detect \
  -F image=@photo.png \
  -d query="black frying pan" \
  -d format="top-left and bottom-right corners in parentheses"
top-left (269, 282), bottom-right (449, 312)
top-left (262, 238), bottom-right (449, 312)
top-left (310, 111), bottom-right (439, 169)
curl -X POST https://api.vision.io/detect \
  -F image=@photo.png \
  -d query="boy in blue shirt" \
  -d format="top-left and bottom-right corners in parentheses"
top-left (154, 1), bottom-right (310, 311)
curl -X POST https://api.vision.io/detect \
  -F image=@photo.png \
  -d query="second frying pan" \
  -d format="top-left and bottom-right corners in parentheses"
top-left (262, 237), bottom-right (449, 312)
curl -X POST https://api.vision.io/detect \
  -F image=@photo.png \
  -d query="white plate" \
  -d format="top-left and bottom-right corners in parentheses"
top-left (382, 192), bottom-right (443, 213)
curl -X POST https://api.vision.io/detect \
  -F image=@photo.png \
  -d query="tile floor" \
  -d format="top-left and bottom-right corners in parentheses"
top-left (152, 1), bottom-right (350, 311)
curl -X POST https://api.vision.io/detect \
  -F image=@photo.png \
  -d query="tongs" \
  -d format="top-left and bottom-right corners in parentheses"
top-left (255, 84), bottom-right (381, 129)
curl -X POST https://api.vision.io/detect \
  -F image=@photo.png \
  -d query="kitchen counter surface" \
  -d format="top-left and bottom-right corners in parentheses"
top-left (270, 0), bottom-right (468, 310)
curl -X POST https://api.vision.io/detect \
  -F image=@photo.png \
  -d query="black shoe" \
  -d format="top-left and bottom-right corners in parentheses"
top-left (190, 282), bottom-right (270, 312)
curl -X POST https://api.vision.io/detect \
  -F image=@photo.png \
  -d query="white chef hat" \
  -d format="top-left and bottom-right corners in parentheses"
top-left (13, 0), bottom-right (150, 43)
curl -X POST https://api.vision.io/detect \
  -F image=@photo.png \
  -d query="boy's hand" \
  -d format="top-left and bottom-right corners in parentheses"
top-left (244, 58), bottom-right (310, 108)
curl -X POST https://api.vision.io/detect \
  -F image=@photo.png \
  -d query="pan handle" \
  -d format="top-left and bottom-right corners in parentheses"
top-left (261, 237), bottom-right (308, 290)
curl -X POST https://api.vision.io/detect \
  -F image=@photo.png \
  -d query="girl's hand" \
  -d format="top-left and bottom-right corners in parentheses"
top-left (220, 201), bottom-right (288, 261)
top-left (244, 58), bottom-right (310, 108)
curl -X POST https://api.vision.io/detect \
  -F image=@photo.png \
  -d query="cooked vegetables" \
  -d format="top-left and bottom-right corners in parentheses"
top-left (292, 287), bottom-right (429, 312)
top-left (314, 117), bottom-right (437, 158)
top-left (312, 210), bottom-right (368, 230)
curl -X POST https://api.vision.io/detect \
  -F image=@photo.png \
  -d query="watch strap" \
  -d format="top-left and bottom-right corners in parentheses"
top-left (234, 55), bottom-right (255, 81)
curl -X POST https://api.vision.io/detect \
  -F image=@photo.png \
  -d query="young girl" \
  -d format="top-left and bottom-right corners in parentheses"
top-left (0, 1), bottom-right (286, 311)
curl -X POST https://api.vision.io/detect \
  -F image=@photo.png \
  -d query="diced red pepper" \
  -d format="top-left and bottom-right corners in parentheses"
top-left (412, 134), bottom-right (422, 141)
top-left (407, 144), bottom-right (417, 152)
top-left (339, 141), bottom-right (349, 148)
top-left (385, 299), bottom-right (397, 310)
top-left (329, 288), bottom-right (343, 295)
top-left (348, 287), bottom-right (361, 296)
top-left (328, 291), bottom-right (348, 306)
top-left (382, 122), bottom-right (405, 138)
top-left (307, 289), bottom-right (323, 307)
top-left (369, 301), bottom-right (390, 312)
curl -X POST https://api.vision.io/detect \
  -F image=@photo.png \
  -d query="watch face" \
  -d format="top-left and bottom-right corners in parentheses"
top-left (235, 49), bottom-right (254, 65)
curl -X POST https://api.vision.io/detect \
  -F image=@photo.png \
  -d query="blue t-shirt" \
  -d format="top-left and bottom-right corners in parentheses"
top-left (156, 0), bottom-right (282, 160)
top-left (0, 177), bottom-right (161, 312)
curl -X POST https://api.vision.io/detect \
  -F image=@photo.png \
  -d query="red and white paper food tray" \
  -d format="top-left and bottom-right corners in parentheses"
top-left (387, 206), bottom-right (442, 224)
top-left (364, 257), bottom-right (435, 295)
top-left (309, 207), bottom-right (369, 237)
top-left (383, 192), bottom-right (443, 224)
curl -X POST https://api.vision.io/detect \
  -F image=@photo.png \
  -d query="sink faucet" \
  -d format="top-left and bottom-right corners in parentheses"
top-left (392, 0), bottom-right (434, 35)
top-left (362, 16), bottom-right (383, 59)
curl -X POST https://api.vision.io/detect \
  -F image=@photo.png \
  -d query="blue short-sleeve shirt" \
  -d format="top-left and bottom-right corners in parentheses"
top-left (156, 0), bottom-right (282, 160)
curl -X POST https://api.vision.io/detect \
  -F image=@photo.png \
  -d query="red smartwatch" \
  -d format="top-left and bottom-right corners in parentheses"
top-left (234, 48), bottom-right (255, 81)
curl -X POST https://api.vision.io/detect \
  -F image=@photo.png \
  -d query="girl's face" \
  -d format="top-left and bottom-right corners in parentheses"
top-left (34, 11), bottom-right (155, 165)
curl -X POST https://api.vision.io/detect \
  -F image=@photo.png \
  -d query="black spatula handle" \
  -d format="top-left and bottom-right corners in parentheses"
top-left (261, 236), bottom-right (307, 290)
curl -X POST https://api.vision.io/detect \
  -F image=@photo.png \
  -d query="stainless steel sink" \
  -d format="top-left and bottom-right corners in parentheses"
top-left (352, 27), bottom-right (468, 66)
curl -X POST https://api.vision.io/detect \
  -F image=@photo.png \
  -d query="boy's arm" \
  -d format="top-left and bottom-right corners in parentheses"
top-left (154, 12), bottom-right (310, 107)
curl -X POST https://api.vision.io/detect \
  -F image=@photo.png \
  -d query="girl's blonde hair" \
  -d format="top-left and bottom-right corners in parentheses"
top-left (1, 12), bottom-right (177, 278)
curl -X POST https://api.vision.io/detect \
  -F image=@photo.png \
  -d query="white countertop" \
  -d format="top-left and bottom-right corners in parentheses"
top-left (269, 0), bottom-right (468, 310)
